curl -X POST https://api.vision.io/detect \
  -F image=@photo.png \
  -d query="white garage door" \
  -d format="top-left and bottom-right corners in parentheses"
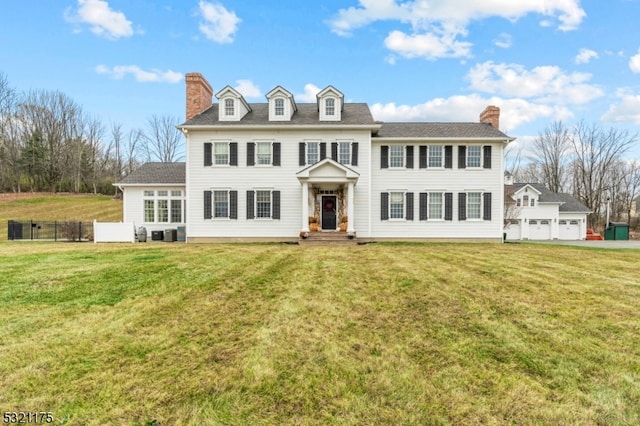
top-left (559, 220), bottom-right (580, 240)
top-left (505, 221), bottom-right (521, 240)
top-left (529, 219), bottom-right (551, 240)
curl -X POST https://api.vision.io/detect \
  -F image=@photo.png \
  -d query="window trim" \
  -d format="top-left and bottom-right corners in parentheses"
top-left (389, 145), bottom-right (405, 169)
top-left (143, 189), bottom-right (185, 224)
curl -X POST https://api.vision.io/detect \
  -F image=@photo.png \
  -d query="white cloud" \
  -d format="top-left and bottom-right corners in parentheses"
top-left (234, 80), bottom-right (261, 98)
top-left (95, 65), bottom-right (183, 83)
top-left (494, 33), bottom-right (512, 49)
top-left (629, 48), bottom-right (640, 73)
top-left (369, 94), bottom-right (573, 133)
top-left (575, 48), bottom-right (598, 64)
top-left (384, 28), bottom-right (472, 60)
top-left (198, 1), bottom-right (241, 44)
top-left (327, 0), bottom-right (585, 59)
top-left (64, 0), bottom-right (134, 40)
top-left (295, 84), bottom-right (322, 103)
top-left (602, 89), bottom-right (640, 124)
top-left (467, 61), bottom-right (604, 104)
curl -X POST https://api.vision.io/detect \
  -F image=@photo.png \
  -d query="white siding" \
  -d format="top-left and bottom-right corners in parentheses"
top-left (370, 142), bottom-right (506, 239)
top-left (186, 128), bottom-right (371, 239)
top-left (122, 186), bottom-right (186, 235)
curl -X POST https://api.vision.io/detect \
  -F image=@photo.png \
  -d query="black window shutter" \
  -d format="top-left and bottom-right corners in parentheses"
top-left (230, 191), bottom-right (238, 219)
top-left (204, 191), bottom-right (212, 219)
top-left (381, 192), bottom-right (389, 220)
top-left (483, 192), bottom-right (492, 220)
top-left (247, 142), bottom-right (255, 166)
top-left (246, 191), bottom-right (255, 219)
top-left (381, 145), bottom-right (389, 169)
top-left (405, 192), bottom-right (414, 220)
top-left (445, 146), bottom-right (453, 169)
top-left (273, 142), bottom-right (281, 166)
top-left (272, 191), bottom-right (280, 219)
top-left (351, 143), bottom-right (358, 166)
top-left (458, 146), bottom-right (466, 169)
top-left (419, 193), bottom-right (428, 220)
top-left (406, 146), bottom-right (414, 169)
top-left (320, 142), bottom-right (327, 160)
top-left (483, 145), bottom-right (492, 169)
top-left (204, 143), bottom-right (212, 167)
top-left (230, 143), bottom-right (238, 166)
top-left (299, 142), bottom-right (306, 166)
top-left (331, 142), bottom-right (338, 161)
top-left (458, 193), bottom-right (467, 221)
top-left (444, 193), bottom-right (453, 221)
top-left (419, 146), bottom-right (427, 169)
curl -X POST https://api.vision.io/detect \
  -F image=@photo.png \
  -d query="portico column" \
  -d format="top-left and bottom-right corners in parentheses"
top-left (302, 181), bottom-right (310, 232)
top-left (347, 181), bottom-right (355, 233)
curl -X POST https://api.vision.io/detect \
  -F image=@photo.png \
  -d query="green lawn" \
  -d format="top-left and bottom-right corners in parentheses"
top-left (0, 241), bottom-right (639, 425)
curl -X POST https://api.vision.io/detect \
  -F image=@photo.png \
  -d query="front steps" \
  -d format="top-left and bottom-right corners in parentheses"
top-left (299, 231), bottom-right (358, 245)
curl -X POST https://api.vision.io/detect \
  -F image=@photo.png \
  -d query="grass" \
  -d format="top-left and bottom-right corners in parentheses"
top-left (1, 194), bottom-right (639, 424)
top-left (0, 240), bottom-right (639, 425)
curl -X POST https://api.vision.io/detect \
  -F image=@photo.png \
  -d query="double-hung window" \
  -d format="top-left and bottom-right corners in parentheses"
top-left (214, 191), bottom-right (229, 218)
top-left (467, 192), bottom-right (482, 219)
top-left (224, 99), bottom-right (235, 116)
top-left (428, 192), bottom-right (443, 219)
top-left (307, 142), bottom-right (319, 165)
top-left (338, 142), bottom-right (350, 164)
top-left (325, 98), bottom-right (335, 116)
top-left (144, 197), bottom-right (155, 222)
top-left (389, 146), bottom-right (404, 168)
top-left (467, 146), bottom-right (482, 168)
top-left (214, 142), bottom-right (229, 165)
top-left (428, 146), bottom-right (443, 168)
top-left (275, 98), bottom-right (284, 116)
top-left (256, 190), bottom-right (272, 218)
top-left (256, 142), bottom-right (272, 165)
top-left (389, 192), bottom-right (405, 219)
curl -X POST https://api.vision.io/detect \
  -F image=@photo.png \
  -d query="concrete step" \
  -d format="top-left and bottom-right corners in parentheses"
top-left (299, 231), bottom-right (357, 245)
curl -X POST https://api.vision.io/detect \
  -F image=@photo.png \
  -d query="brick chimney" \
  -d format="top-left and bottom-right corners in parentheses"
top-left (479, 105), bottom-right (500, 129)
top-left (185, 72), bottom-right (213, 121)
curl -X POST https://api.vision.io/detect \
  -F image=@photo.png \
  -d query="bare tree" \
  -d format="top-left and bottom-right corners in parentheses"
top-left (0, 73), bottom-right (21, 191)
top-left (570, 121), bottom-right (638, 229)
top-left (530, 121), bottom-right (572, 193)
top-left (142, 114), bottom-right (184, 162)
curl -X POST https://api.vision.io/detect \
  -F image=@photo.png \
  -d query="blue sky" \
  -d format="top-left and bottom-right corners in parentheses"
top-left (2, 0), bottom-right (640, 159)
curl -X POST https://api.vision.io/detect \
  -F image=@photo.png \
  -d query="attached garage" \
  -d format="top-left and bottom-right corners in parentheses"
top-left (529, 219), bottom-right (551, 240)
top-left (559, 219), bottom-right (581, 240)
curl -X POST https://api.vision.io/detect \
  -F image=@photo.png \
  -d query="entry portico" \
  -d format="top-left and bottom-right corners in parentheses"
top-left (297, 158), bottom-right (359, 234)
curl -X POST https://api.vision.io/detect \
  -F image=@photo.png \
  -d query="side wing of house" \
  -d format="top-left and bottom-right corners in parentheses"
top-left (370, 124), bottom-right (512, 240)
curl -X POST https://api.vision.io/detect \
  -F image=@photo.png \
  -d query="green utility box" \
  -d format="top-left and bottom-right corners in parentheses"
top-left (604, 222), bottom-right (629, 240)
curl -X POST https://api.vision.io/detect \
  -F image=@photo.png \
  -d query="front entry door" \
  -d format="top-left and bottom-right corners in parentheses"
top-left (322, 196), bottom-right (337, 230)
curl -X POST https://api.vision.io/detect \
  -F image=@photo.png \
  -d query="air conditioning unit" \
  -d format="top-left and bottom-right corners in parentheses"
top-left (151, 230), bottom-right (164, 241)
top-left (164, 229), bottom-right (177, 242)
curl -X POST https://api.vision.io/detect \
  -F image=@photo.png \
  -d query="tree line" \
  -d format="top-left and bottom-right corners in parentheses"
top-left (508, 120), bottom-right (640, 229)
top-left (0, 72), bottom-right (184, 195)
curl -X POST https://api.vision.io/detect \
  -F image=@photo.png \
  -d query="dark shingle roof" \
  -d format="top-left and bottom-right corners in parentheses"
top-left (117, 162), bottom-right (185, 185)
top-left (510, 183), bottom-right (591, 212)
top-left (182, 103), bottom-right (376, 126)
top-left (376, 122), bottom-right (512, 139)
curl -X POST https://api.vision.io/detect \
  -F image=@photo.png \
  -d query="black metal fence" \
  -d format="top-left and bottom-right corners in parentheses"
top-left (7, 220), bottom-right (94, 241)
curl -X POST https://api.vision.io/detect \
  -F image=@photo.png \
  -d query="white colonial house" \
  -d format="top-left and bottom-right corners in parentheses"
top-left (116, 72), bottom-right (515, 242)
top-left (504, 180), bottom-right (591, 241)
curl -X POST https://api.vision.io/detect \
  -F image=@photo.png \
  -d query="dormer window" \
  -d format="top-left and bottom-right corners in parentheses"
top-left (224, 99), bottom-right (235, 116)
top-left (326, 98), bottom-right (335, 116)
top-left (275, 98), bottom-right (284, 116)
top-left (317, 86), bottom-right (344, 121)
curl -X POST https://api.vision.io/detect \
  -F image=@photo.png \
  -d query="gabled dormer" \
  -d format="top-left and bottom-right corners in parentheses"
top-left (266, 86), bottom-right (297, 121)
top-left (317, 86), bottom-right (344, 121)
top-left (215, 85), bottom-right (252, 122)
top-left (514, 184), bottom-right (542, 208)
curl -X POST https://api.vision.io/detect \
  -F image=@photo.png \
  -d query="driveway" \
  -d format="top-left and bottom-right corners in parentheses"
top-left (525, 240), bottom-right (640, 249)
